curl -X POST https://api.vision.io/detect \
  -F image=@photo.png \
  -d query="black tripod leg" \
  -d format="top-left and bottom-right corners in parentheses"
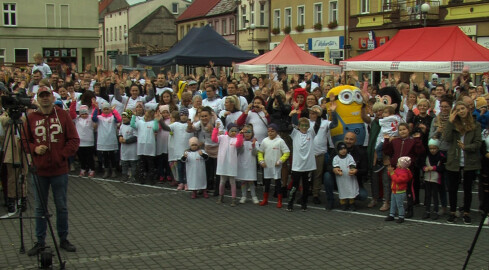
top-left (462, 214), bottom-right (488, 270)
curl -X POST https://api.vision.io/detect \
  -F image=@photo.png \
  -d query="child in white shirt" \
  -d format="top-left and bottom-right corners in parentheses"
top-left (119, 110), bottom-right (138, 182)
top-left (131, 103), bottom-right (158, 185)
top-left (70, 102), bottom-right (95, 178)
top-left (373, 105), bottom-right (401, 172)
top-left (181, 137), bottom-right (209, 199)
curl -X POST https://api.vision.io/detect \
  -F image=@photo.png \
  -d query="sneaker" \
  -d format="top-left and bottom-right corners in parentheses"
top-left (177, 183), bottom-right (184, 190)
top-left (216, 195), bottom-right (224, 204)
top-left (60, 240), bottom-right (76, 252)
top-left (341, 204), bottom-right (348, 211)
top-left (203, 190), bottom-right (209, 199)
top-left (463, 215), bottom-right (472, 225)
top-left (252, 196), bottom-right (259, 204)
top-left (447, 214), bottom-right (456, 223)
top-left (312, 197), bottom-right (321, 204)
top-left (301, 205), bottom-right (308, 212)
top-left (422, 212), bottom-right (431, 220)
top-left (367, 200), bottom-right (378, 208)
top-left (349, 204), bottom-right (357, 211)
top-left (379, 202), bottom-right (390, 211)
top-left (27, 242), bottom-right (45, 256)
top-left (230, 198), bottom-right (237, 207)
top-left (385, 216), bottom-right (395, 221)
top-left (191, 191), bottom-right (197, 199)
top-left (7, 199), bottom-right (16, 213)
top-left (88, 170), bottom-right (95, 178)
top-left (159, 176), bottom-right (165, 182)
top-left (396, 218), bottom-right (405, 224)
top-left (70, 163), bottom-right (76, 172)
top-left (239, 197), bottom-right (246, 204)
top-left (79, 169), bottom-right (86, 177)
top-left (184, 184), bottom-right (188, 191)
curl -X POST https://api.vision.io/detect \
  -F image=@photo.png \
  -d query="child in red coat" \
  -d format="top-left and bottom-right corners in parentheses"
top-left (385, 156), bottom-right (413, 223)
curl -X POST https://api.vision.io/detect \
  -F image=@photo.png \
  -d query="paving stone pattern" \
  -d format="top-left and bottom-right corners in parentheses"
top-left (0, 176), bottom-right (488, 269)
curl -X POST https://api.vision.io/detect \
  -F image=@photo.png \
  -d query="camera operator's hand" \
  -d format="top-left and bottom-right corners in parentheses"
top-left (35, 145), bottom-right (48, 155)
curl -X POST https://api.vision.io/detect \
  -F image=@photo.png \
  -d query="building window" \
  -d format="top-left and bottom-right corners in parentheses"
top-left (119, 26), bottom-right (122, 40)
top-left (3, 3), bottom-right (16, 26)
top-left (260, 3), bottom-right (265, 26)
top-left (172, 3), bottom-right (179, 14)
top-left (273, 9), bottom-right (280, 28)
top-left (114, 27), bottom-right (117, 41)
top-left (46, 4), bottom-right (55, 27)
top-left (0, 49), bottom-right (5, 64)
top-left (14, 49), bottom-right (28, 64)
top-left (329, 1), bottom-right (338, 22)
top-left (180, 25), bottom-right (184, 38)
top-left (241, 6), bottom-right (247, 29)
top-left (186, 24), bottom-right (190, 33)
top-left (297, 6), bottom-right (305, 26)
top-left (124, 25), bottom-right (127, 34)
top-left (360, 0), bottom-right (370, 14)
top-left (314, 3), bottom-right (322, 25)
top-left (284, 8), bottom-right (291, 28)
top-left (222, 19), bottom-right (227, 35)
top-left (382, 0), bottom-right (392, 11)
top-left (110, 28), bottom-right (113, 41)
top-left (230, 18), bottom-right (235, 34)
top-left (250, 2), bottom-right (255, 25)
top-left (106, 28), bottom-right (109, 42)
top-left (60, 4), bottom-right (69, 28)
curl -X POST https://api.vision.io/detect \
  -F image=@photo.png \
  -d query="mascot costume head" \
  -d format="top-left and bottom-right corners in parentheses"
top-left (326, 85), bottom-right (366, 145)
top-left (376, 86), bottom-right (401, 114)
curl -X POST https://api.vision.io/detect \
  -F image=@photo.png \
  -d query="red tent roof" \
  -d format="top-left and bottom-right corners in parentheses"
top-left (342, 26), bottom-right (489, 73)
top-left (176, 0), bottom-right (220, 22)
top-left (235, 35), bottom-right (340, 74)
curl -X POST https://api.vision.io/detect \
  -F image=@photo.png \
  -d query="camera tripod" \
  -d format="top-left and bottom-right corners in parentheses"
top-left (0, 108), bottom-right (65, 269)
top-left (462, 175), bottom-right (489, 270)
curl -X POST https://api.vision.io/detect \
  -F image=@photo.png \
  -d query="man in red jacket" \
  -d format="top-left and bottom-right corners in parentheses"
top-left (22, 86), bottom-right (80, 256)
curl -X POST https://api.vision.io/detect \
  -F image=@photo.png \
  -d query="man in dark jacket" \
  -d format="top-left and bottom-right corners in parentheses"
top-left (23, 86), bottom-right (80, 256)
top-left (324, 131), bottom-right (368, 209)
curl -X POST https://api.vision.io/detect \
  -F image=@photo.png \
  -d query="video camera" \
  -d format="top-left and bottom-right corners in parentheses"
top-left (1, 92), bottom-right (37, 110)
top-left (276, 67), bottom-right (287, 78)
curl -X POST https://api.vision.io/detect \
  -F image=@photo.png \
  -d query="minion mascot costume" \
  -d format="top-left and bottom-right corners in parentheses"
top-left (326, 85), bottom-right (366, 146)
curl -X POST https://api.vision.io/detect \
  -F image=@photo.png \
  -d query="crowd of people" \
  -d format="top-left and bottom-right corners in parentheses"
top-left (1, 56), bottom-right (489, 239)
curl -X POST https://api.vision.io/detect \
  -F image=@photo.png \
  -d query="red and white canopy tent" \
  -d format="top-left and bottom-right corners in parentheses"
top-left (235, 35), bottom-right (341, 74)
top-left (341, 26), bottom-right (489, 73)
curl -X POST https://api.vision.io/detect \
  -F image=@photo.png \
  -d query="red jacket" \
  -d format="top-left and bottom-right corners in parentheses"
top-left (390, 168), bottom-right (412, 194)
top-left (23, 106), bottom-right (80, 177)
top-left (383, 136), bottom-right (425, 168)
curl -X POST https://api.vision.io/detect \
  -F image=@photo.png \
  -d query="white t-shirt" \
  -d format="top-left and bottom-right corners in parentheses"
top-left (156, 118), bottom-right (170, 155)
top-left (237, 140), bottom-right (258, 181)
top-left (74, 116), bottom-right (94, 147)
top-left (184, 150), bottom-right (207, 190)
top-left (95, 113), bottom-right (118, 151)
top-left (168, 122), bottom-right (193, 161)
top-left (215, 135), bottom-right (240, 177)
top-left (202, 98), bottom-right (222, 114)
top-left (32, 63), bottom-right (52, 78)
top-left (132, 117), bottom-right (157, 156)
top-left (312, 119), bottom-right (331, 156)
top-left (291, 128), bottom-right (317, 172)
top-left (119, 123), bottom-right (138, 161)
top-left (376, 114), bottom-right (401, 147)
top-left (259, 136), bottom-right (290, 179)
top-left (243, 111), bottom-right (268, 143)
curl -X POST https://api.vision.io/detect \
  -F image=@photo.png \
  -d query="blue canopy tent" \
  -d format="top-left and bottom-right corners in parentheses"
top-left (138, 25), bottom-right (256, 66)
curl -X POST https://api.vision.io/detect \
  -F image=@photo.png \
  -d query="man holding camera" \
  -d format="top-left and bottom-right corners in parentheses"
top-left (22, 86), bottom-right (80, 256)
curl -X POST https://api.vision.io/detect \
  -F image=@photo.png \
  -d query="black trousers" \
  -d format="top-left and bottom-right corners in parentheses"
top-left (290, 171), bottom-right (311, 206)
top-left (447, 169), bottom-right (475, 213)
top-left (424, 181), bottom-right (440, 213)
top-left (263, 179), bottom-right (281, 194)
top-left (101, 151), bottom-right (116, 169)
top-left (77, 146), bottom-right (95, 171)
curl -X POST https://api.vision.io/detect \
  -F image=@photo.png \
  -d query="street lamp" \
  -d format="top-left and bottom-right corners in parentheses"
top-left (124, 32), bottom-right (128, 54)
top-left (249, 23), bottom-right (255, 53)
top-left (421, 3), bottom-right (430, 27)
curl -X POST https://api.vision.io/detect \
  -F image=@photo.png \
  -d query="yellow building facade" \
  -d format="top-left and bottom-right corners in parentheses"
top-left (269, 0), bottom-right (348, 64)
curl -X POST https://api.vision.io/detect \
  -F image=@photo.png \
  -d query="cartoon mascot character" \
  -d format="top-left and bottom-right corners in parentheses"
top-left (326, 85), bottom-right (366, 145)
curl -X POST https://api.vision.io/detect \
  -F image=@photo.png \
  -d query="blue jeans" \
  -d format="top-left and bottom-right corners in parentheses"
top-left (32, 174), bottom-right (69, 244)
top-left (390, 192), bottom-right (406, 218)
top-left (323, 171), bottom-right (335, 209)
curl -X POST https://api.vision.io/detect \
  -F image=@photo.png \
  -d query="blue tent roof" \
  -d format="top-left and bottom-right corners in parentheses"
top-left (138, 25), bottom-right (256, 66)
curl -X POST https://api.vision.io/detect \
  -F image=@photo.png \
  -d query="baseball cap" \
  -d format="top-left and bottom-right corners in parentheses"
top-left (37, 86), bottom-right (52, 96)
top-left (188, 80), bottom-right (198, 86)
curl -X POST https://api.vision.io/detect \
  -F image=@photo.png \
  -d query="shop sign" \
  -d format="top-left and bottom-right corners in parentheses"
top-left (459, 25), bottom-right (477, 36)
top-left (359, 36), bottom-right (389, 50)
top-left (308, 36), bottom-right (344, 51)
